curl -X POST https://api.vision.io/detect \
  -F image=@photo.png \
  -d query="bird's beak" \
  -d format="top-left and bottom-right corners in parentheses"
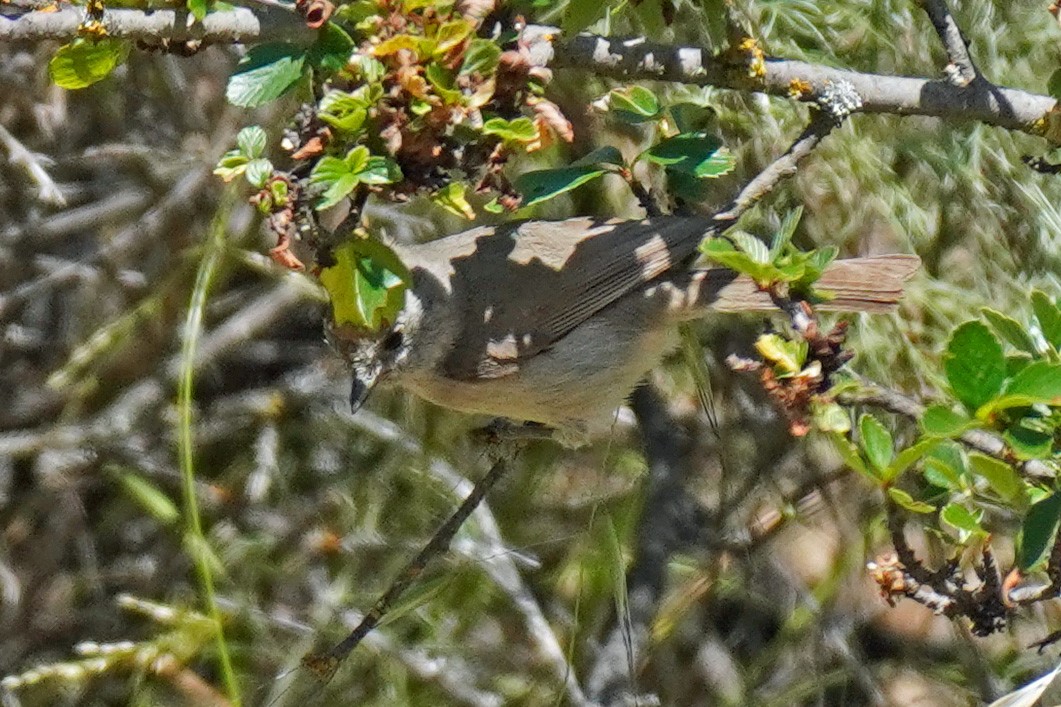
top-left (349, 370), bottom-right (378, 413)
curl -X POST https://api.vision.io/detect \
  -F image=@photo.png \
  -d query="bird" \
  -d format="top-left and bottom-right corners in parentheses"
top-left (326, 215), bottom-right (919, 444)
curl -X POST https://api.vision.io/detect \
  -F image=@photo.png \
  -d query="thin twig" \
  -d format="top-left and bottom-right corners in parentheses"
top-left (918, 0), bottom-right (979, 86)
top-left (0, 123), bottom-right (65, 206)
top-left (301, 455), bottom-right (517, 679)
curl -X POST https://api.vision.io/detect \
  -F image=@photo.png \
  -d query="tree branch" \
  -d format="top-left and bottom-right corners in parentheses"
top-left (541, 33), bottom-right (1056, 138)
top-left (0, 6), bottom-right (306, 43)
top-left (918, 0), bottom-right (979, 86)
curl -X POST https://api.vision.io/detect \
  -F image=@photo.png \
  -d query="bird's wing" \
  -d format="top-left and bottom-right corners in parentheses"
top-left (399, 216), bottom-right (712, 381)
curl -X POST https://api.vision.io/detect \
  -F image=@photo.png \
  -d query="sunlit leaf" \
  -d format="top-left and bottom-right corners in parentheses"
top-left (515, 165), bottom-right (608, 207)
top-left (320, 238), bottom-right (411, 331)
top-left (1017, 492), bottom-right (1061, 570)
top-left (888, 487), bottom-right (935, 514)
top-left (226, 43), bottom-right (306, 107)
top-left (49, 39), bottom-right (129, 89)
top-left (944, 321), bottom-right (1006, 412)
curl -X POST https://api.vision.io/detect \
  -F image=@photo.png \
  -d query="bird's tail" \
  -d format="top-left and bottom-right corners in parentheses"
top-left (667, 254), bottom-right (921, 316)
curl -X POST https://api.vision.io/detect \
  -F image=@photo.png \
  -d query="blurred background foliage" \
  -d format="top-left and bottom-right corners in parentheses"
top-left (2, 0), bottom-right (1061, 705)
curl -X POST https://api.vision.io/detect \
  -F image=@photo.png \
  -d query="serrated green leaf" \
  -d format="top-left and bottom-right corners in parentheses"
top-left (572, 145), bottom-right (625, 168)
top-left (883, 438), bottom-right (941, 483)
top-left (245, 158), bottom-right (273, 188)
top-left (859, 414), bottom-right (894, 473)
top-left (1032, 290), bottom-right (1061, 350)
top-left (968, 453), bottom-right (1023, 502)
top-left (425, 63), bottom-right (461, 103)
top-left (941, 503), bottom-right (986, 537)
top-left (1005, 417), bottom-right (1056, 460)
top-left (888, 488), bottom-right (936, 514)
top-left (979, 361), bottom-right (1061, 415)
top-left (317, 173), bottom-right (359, 210)
top-left (669, 102), bottom-right (716, 134)
top-left (226, 43), bottom-right (306, 107)
top-left (770, 206), bottom-right (803, 258)
top-left (755, 333), bottom-right (808, 376)
top-left (320, 238), bottom-right (411, 331)
top-left (643, 132), bottom-right (734, 178)
top-left (213, 151), bottom-right (249, 182)
top-left (1018, 492), bottom-right (1061, 570)
top-left (482, 117), bottom-right (538, 143)
top-left (237, 125), bottom-right (268, 159)
top-left (811, 400), bottom-right (851, 433)
top-left (358, 156), bottom-right (402, 185)
top-left (701, 239), bottom-right (777, 283)
top-left (432, 182), bottom-right (475, 219)
top-left (728, 230), bottom-right (771, 265)
top-left (981, 308), bottom-right (1036, 354)
top-left (49, 39), bottom-right (129, 89)
top-left (608, 85), bottom-right (662, 123)
top-left (923, 457), bottom-right (963, 491)
top-left (921, 405), bottom-right (975, 437)
top-left (461, 38), bottom-right (501, 76)
top-left (515, 165), bottom-right (607, 207)
top-left (830, 434), bottom-right (874, 481)
top-left (944, 321), bottom-right (1007, 412)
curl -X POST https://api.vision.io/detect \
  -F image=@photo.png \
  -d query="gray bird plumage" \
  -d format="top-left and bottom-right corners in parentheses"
top-left (329, 216), bottom-right (919, 443)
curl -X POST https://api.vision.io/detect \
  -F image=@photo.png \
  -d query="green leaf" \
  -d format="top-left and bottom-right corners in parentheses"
top-left (572, 145), bottom-right (625, 168)
top-left (642, 132), bottom-right (734, 178)
top-left (226, 43), bottom-right (306, 107)
top-left (432, 18), bottom-right (475, 56)
top-left (701, 239), bottom-right (777, 284)
top-left (425, 63), bottom-right (461, 103)
top-left (770, 206), bottom-right (803, 259)
top-left (830, 434), bottom-right (874, 481)
top-left (320, 238), bottom-right (411, 331)
top-left (1017, 492), bottom-right (1061, 570)
top-left (109, 467), bottom-right (179, 525)
top-left (563, 0), bottom-right (607, 34)
top-left (461, 38), bottom-right (502, 76)
top-left (244, 158), bottom-right (273, 188)
top-left (1049, 68), bottom-right (1061, 100)
top-left (943, 321), bottom-right (1007, 412)
top-left (308, 22), bottom-right (355, 72)
top-left (515, 165), bottom-right (608, 207)
top-left (187, 0), bottom-right (209, 21)
top-left (49, 39), bottom-right (129, 89)
top-left (858, 414), bottom-right (894, 473)
top-left (237, 125), bottom-right (268, 159)
top-left (967, 453), bottom-right (1023, 502)
top-left (811, 400), bottom-right (851, 433)
top-left (755, 333), bottom-right (808, 376)
top-left (888, 488), bottom-right (935, 514)
top-left (668, 102), bottom-right (716, 134)
top-left (981, 308), bottom-right (1036, 354)
top-left (1005, 417), bottom-right (1056, 460)
top-left (358, 156), bottom-right (403, 185)
top-left (883, 438), bottom-right (941, 483)
top-left (317, 173), bottom-right (359, 210)
top-left (432, 182), bottom-right (475, 219)
top-left (728, 230), bottom-right (771, 265)
top-left (213, 151), bottom-right (250, 182)
top-left (921, 405), bottom-right (976, 437)
top-left (923, 456), bottom-right (963, 491)
top-left (980, 361), bottom-right (1061, 414)
top-left (1032, 290), bottom-right (1061, 350)
top-left (941, 503), bottom-right (987, 538)
top-left (608, 86), bottom-right (662, 123)
top-left (482, 117), bottom-right (538, 143)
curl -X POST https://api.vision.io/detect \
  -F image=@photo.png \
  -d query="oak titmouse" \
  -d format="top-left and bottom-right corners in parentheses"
top-left (328, 216), bottom-right (918, 442)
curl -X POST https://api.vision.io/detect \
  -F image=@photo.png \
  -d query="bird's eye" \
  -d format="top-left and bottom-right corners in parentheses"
top-left (381, 330), bottom-right (403, 353)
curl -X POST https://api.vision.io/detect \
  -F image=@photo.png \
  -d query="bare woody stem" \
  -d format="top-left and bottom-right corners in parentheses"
top-left (918, 0), bottom-right (979, 86)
